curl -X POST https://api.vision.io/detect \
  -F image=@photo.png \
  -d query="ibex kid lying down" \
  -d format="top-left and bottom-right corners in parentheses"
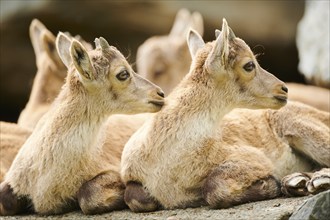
top-left (121, 19), bottom-right (330, 212)
top-left (0, 33), bottom-right (164, 215)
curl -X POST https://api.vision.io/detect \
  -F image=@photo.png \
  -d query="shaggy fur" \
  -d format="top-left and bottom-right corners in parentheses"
top-left (0, 122), bottom-right (31, 182)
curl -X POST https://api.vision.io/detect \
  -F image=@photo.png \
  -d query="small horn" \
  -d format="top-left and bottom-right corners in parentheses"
top-left (99, 37), bottom-right (110, 50)
top-left (215, 29), bottom-right (221, 38)
top-left (228, 27), bottom-right (236, 40)
top-left (94, 38), bottom-right (101, 49)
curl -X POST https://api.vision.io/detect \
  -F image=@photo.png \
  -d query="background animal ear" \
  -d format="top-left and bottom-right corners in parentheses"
top-left (56, 32), bottom-right (72, 69)
top-left (169, 8), bottom-right (191, 37)
top-left (191, 12), bottom-right (204, 37)
top-left (206, 18), bottom-right (231, 69)
top-left (70, 39), bottom-right (95, 81)
top-left (187, 29), bottom-right (205, 58)
top-left (41, 30), bottom-right (66, 69)
top-left (29, 19), bottom-right (47, 58)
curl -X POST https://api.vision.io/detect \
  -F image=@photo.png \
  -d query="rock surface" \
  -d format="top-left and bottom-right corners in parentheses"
top-left (2, 196), bottom-right (310, 220)
top-left (290, 190), bottom-right (330, 220)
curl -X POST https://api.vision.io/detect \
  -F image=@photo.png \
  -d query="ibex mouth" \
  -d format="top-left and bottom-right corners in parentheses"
top-left (274, 95), bottom-right (288, 103)
top-left (148, 100), bottom-right (165, 107)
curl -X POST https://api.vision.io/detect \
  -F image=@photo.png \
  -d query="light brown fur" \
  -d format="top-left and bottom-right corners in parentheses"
top-left (121, 20), bottom-right (329, 212)
top-left (0, 34), bottom-right (164, 215)
top-left (0, 122), bottom-right (31, 183)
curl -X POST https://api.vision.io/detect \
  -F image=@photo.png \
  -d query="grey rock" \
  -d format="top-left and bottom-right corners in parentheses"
top-left (1, 196), bottom-right (309, 220)
top-left (290, 190), bottom-right (330, 220)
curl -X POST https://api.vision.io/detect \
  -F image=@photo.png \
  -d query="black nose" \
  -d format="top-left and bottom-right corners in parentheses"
top-left (157, 91), bottom-right (165, 98)
top-left (281, 85), bottom-right (288, 93)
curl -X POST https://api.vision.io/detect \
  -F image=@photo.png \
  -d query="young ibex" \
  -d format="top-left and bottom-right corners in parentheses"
top-left (137, 11), bottom-right (329, 112)
top-left (121, 19), bottom-right (330, 212)
top-left (0, 33), bottom-right (164, 215)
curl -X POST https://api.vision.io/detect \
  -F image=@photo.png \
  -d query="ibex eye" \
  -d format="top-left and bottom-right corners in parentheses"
top-left (116, 70), bottom-right (130, 81)
top-left (243, 61), bottom-right (255, 72)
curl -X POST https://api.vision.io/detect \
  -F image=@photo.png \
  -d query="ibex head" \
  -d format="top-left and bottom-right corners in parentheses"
top-left (187, 19), bottom-right (288, 110)
top-left (56, 33), bottom-right (165, 115)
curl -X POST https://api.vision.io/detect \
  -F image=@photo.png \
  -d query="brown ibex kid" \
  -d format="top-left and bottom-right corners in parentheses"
top-left (121, 19), bottom-right (330, 212)
top-left (0, 33), bottom-right (164, 215)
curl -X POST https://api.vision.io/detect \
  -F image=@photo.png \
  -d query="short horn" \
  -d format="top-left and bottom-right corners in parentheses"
top-left (215, 29), bottom-right (221, 38)
top-left (94, 38), bottom-right (101, 49)
top-left (99, 37), bottom-right (110, 50)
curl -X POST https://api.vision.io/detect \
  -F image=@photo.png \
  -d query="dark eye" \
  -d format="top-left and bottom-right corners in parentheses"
top-left (243, 61), bottom-right (255, 72)
top-left (116, 70), bottom-right (130, 81)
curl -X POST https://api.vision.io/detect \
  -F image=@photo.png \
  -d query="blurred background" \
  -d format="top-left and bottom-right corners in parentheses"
top-left (0, 0), bottom-right (320, 122)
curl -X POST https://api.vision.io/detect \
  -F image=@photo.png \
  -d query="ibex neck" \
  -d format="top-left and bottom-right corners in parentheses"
top-left (168, 82), bottom-right (233, 122)
top-left (39, 86), bottom-right (109, 153)
top-left (153, 82), bottom-right (234, 149)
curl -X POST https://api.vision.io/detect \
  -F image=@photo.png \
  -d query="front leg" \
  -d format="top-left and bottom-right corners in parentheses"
top-left (77, 169), bottom-right (126, 215)
top-left (202, 149), bottom-right (281, 208)
top-left (124, 181), bottom-right (159, 212)
top-left (0, 182), bottom-right (32, 216)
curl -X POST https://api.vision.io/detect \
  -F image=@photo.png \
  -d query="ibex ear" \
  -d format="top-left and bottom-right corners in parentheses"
top-left (187, 29), bottom-right (205, 59)
top-left (56, 32), bottom-right (72, 68)
top-left (29, 19), bottom-right (47, 58)
top-left (206, 18), bottom-right (233, 70)
top-left (41, 30), bottom-right (65, 69)
top-left (169, 8), bottom-right (191, 37)
top-left (191, 12), bottom-right (204, 36)
top-left (70, 39), bottom-right (95, 81)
